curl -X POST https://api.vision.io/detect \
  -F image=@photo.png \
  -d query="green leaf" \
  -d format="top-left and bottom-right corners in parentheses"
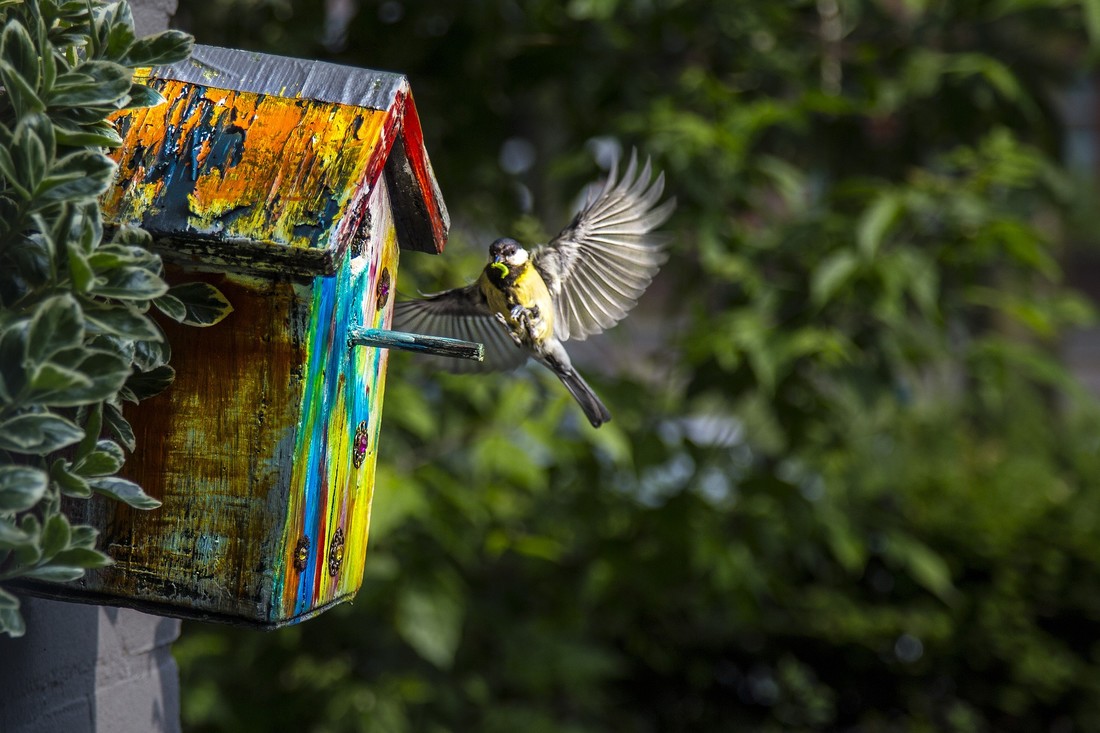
top-left (0, 412), bottom-right (84, 454)
top-left (48, 60), bottom-right (130, 107)
top-left (7, 118), bottom-right (48, 195)
top-left (26, 294), bottom-right (84, 365)
top-left (0, 141), bottom-right (30, 198)
top-left (0, 320), bottom-right (30, 397)
top-left (122, 29), bottom-right (194, 67)
top-left (0, 585), bottom-right (19, 609)
top-left (887, 534), bottom-right (957, 604)
top-left (104, 2), bottom-right (136, 57)
top-left (18, 514), bottom-right (40, 542)
top-left (0, 517), bottom-right (33, 549)
top-left (46, 348), bottom-right (131, 404)
top-left (69, 525), bottom-right (99, 550)
top-left (395, 570), bottom-right (466, 669)
top-left (75, 401), bottom-right (104, 461)
top-left (23, 112), bottom-right (56, 165)
top-left (104, 402), bottom-right (135, 451)
top-left (37, 149), bottom-right (116, 202)
top-left (122, 82), bottom-right (165, 110)
top-left (857, 192), bottom-right (903, 259)
top-left (67, 245), bottom-right (95, 292)
top-left (125, 364), bottom-right (175, 401)
top-left (83, 304), bottom-right (161, 340)
top-left (166, 282), bottom-right (234, 326)
top-left (152, 293), bottom-right (187, 322)
top-left (21, 565), bottom-right (85, 582)
top-left (0, 58), bottom-right (45, 116)
top-left (28, 362), bottom-right (94, 405)
top-left (0, 465), bottom-right (48, 512)
top-left (12, 515), bottom-right (42, 566)
top-left (41, 512), bottom-right (72, 559)
top-left (1086, 0), bottom-right (1100, 51)
top-left (811, 251), bottom-right (860, 307)
top-left (52, 119), bottom-right (123, 148)
top-left (91, 476), bottom-right (160, 509)
top-left (51, 458), bottom-right (92, 498)
top-left (111, 226), bottom-right (154, 249)
top-left (0, 604), bottom-right (26, 638)
top-left (51, 547), bottom-right (112, 568)
top-left (1, 20), bottom-right (39, 86)
top-left (74, 439), bottom-right (125, 477)
top-left (92, 266), bottom-right (168, 300)
top-left (129, 337), bottom-right (168, 372)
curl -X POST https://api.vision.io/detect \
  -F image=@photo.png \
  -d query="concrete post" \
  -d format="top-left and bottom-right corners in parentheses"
top-left (0, 599), bottom-right (181, 733)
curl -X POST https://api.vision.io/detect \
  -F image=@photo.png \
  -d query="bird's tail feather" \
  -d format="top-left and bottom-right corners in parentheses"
top-left (557, 367), bottom-right (611, 428)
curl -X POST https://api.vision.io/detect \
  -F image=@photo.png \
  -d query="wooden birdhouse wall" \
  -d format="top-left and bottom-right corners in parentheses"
top-left (88, 181), bottom-right (400, 624)
top-left (34, 45), bottom-right (448, 627)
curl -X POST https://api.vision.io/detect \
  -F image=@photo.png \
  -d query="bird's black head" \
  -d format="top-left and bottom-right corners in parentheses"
top-left (486, 238), bottom-right (529, 284)
top-left (489, 237), bottom-right (523, 262)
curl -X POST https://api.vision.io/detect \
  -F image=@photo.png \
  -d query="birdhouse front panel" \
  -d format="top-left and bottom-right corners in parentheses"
top-left (31, 46), bottom-right (450, 627)
top-left (275, 179), bottom-right (399, 621)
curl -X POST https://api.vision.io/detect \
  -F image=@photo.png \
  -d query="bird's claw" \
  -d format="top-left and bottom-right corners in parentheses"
top-left (495, 311), bottom-right (524, 347)
top-left (498, 304), bottom-right (545, 348)
top-left (510, 304), bottom-right (542, 333)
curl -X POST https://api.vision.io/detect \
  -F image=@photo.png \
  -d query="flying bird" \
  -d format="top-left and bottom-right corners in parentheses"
top-left (393, 150), bottom-right (675, 427)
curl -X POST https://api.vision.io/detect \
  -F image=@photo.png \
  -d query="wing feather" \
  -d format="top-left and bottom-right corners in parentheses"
top-left (532, 150), bottom-right (675, 341)
top-left (391, 285), bottom-right (529, 374)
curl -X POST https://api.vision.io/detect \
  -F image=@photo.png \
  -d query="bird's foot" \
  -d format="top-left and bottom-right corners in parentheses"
top-left (495, 311), bottom-right (524, 347)
top-left (510, 304), bottom-right (542, 336)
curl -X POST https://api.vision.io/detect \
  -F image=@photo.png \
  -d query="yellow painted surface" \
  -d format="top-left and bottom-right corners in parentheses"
top-left (103, 78), bottom-right (388, 253)
top-left (275, 179), bottom-right (399, 619)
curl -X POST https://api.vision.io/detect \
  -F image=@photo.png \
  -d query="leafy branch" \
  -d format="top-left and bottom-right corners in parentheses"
top-left (0, 0), bottom-right (232, 637)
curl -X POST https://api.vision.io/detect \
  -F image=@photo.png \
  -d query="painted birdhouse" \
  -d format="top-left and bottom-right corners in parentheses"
top-left (42, 46), bottom-right (476, 627)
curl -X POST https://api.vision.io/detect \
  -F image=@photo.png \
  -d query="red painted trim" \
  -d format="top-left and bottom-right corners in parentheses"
top-left (396, 91), bottom-right (449, 254)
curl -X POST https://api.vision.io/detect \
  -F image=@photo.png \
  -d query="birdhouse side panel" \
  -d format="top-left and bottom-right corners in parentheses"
top-left (71, 271), bottom-right (310, 621)
top-left (103, 77), bottom-right (391, 275)
top-left (274, 179), bottom-right (399, 623)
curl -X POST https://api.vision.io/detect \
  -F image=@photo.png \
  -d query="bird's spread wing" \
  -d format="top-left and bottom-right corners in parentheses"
top-left (391, 285), bottom-right (530, 373)
top-left (532, 150), bottom-right (676, 342)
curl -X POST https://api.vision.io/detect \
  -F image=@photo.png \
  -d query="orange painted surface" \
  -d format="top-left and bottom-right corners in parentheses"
top-left (104, 78), bottom-right (389, 257)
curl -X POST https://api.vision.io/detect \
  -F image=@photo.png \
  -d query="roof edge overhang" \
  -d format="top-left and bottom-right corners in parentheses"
top-left (114, 45), bottom-right (448, 276)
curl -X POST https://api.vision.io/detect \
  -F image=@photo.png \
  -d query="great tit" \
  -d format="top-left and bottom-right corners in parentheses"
top-left (393, 150), bottom-right (675, 427)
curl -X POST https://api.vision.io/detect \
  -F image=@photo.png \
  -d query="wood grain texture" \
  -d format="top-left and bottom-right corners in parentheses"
top-left (68, 268), bottom-right (309, 621)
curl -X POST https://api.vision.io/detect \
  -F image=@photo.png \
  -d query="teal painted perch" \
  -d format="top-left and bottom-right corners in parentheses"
top-left (348, 327), bottom-right (484, 362)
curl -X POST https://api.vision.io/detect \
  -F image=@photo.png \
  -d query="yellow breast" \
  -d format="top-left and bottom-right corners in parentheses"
top-left (480, 263), bottom-right (554, 343)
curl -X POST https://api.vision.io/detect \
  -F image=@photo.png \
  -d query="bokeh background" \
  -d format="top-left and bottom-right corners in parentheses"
top-left (171, 2), bottom-right (1100, 730)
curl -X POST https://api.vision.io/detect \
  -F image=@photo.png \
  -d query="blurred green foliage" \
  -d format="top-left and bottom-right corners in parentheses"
top-left (174, 0), bottom-right (1100, 730)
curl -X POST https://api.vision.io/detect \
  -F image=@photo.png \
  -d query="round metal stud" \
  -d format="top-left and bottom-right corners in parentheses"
top-left (352, 420), bottom-right (369, 469)
top-left (375, 267), bottom-right (391, 311)
top-left (328, 527), bottom-right (345, 577)
top-left (293, 535), bottom-right (310, 572)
